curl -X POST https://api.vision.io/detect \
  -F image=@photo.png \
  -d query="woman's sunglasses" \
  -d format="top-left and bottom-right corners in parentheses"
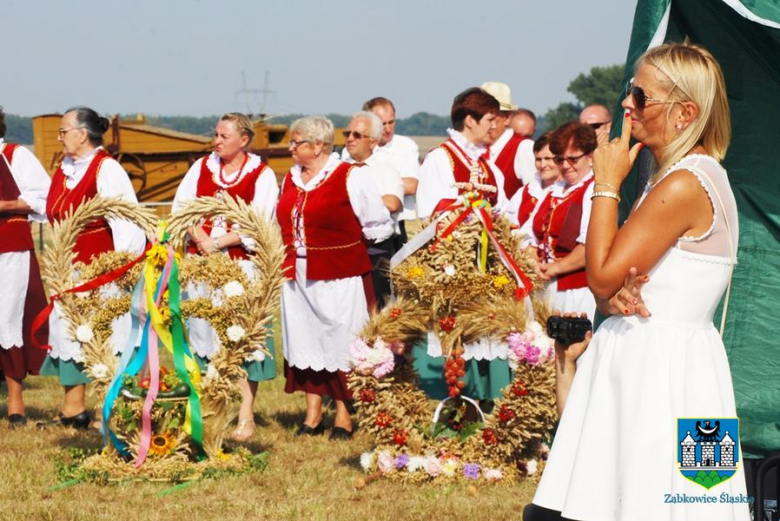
top-left (628, 79), bottom-right (674, 111)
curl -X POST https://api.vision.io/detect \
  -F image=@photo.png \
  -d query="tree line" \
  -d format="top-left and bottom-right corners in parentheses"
top-left (5, 64), bottom-right (624, 144)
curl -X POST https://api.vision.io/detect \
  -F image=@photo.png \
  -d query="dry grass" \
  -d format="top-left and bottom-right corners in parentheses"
top-left (0, 343), bottom-right (536, 521)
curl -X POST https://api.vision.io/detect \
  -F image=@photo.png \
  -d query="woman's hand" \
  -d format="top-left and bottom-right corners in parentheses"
top-left (539, 262), bottom-right (558, 281)
top-left (606, 267), bottom-right (651, 317)
top-left (553, 311), bottom-right (592, 365)
top-left (592, 111), bottom-right (644, 188)
top-left (197, 236), bottom-right (218, 256)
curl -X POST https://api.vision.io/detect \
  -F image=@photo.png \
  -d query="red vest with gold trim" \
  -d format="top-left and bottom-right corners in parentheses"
top-left (0, 144), bottom-right (35, 253)
top-left (493, 133), bottom-right (527, 200)
top-left (439, 139), bottom-right (500, 207)
top-left (532, 177), bottom-right (594, 290)
top-left (276, 162), bottom-right (372, 281)
top-left (188, 155), bottom-right (268, 260)
top-left (46, 149), bottom-right (114, 265)
top-left (516, 183), bottom-right (539, 228)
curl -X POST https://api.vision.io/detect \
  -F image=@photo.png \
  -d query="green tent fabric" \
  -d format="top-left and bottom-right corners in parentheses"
top-left (616, 0), bottom-right (780, 458)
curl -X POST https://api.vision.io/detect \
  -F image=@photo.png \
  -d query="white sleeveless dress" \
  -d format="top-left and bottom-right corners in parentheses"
top-left (532, 155), bottom-right (750, 520)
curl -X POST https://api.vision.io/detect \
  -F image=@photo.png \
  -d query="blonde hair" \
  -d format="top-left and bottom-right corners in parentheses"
top-left (220, 112), bottom-right (255, 148)
top-left (638, 42), bottom-right (731, 177)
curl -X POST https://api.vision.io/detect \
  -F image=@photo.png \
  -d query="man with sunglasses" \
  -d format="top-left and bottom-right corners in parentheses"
top-left (579, 104), bottom-right (613, 147)
top-left (481, 82), bottom-right (536, 199)
top-left (341, 111), bottom-right (403, 308)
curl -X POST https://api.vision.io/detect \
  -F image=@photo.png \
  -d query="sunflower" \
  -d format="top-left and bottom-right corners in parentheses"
top-left (148, 431), bottom-right (176, 456)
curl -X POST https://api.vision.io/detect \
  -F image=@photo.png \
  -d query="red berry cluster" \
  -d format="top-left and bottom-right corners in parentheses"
top-left (482, 428), bottom-right (499, 446)
top-left (498, 405), bottom-right (515, 423)
top-left (393, 429), bottom-right (409, 446)
top-left (444, 349), bottom-right (466, 398)
top-left (512, 379), bottom-right (529, 397)
top-left (439, 315), bottom-right (456, 332)
top-left (375, 412), bottom-right (393, 428)
top-left (389, 307), bottom-right (403, 319)
top-left (359, 389), bottom-right (376, 404)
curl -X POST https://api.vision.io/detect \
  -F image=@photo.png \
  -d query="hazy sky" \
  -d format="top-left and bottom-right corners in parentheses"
top-left (4, 0), bottom-right (637, 118)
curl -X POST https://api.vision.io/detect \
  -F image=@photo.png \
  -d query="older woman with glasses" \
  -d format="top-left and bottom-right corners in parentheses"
top-left (524, 122), bottom-right (598, 318)
top-left (40, 106), bottom-right (146, 429)
top-left (276, 115), bottom-right (393, 440)
top-left (172, 112), bottom-right (279, 442)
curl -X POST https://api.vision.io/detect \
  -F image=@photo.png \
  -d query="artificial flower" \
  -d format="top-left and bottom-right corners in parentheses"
top-left (483, 468), bottom-right (503, 481)
top-left (407, 266), bottom-right (424, 278)
top-left (359, 389), bottom-right (376, 403)
top-left (463, 463), bottom-right (481, 480)
top-left (498, 405), bottom-right (515, 423)
top-left (492, 274), bottom-right (510, 289)
top-left (443, 264), bottom-right (456, 276)
top-left (377, 451), bottom-right (394, 473)
top-left (482, 428), bottom-right (499, 446)
top-left (91, 363), bottom-right (109, 379)
top-left (148, 431), bottom-right (176, 456)
top-left (395, 454), bottom-right (410, 469)
top-left (245, 349), bottom-right (266, 362)
top-left (407, 456), bottom-right (427, 473)
top-left (226, 325), bottom-right (245, 342)
top-left (394, 429), bottom-right (409, 446)
top-left (441, 458), bottom-right (459, 477)
top-left (425, 456), bottom-right (443, 477)
top-left (75, 324), bottom-right (94, 344)
top-left (375, 412), bottom-right (393, 429)
top-left (223, 280), bottom-right (245, 298)
top-left (527, 459), bottom-right (539, 476)
top-left (359, 451), bottom-right (374, 471)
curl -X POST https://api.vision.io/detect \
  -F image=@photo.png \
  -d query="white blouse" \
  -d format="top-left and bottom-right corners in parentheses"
top-left (0, 139), bottom-right (50, 222)
top-left (60, 147), bottom-right (146, 255)
top-left (416, 129), bottom-right (507, 219)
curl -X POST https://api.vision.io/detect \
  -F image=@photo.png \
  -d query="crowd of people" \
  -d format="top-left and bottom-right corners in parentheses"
top-left (0, 40), bottom-right (749, 520)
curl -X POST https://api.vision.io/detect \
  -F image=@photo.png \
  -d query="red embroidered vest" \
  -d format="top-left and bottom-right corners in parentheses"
top-left (532, 177), bottom-right (594, 290)
top-left (188, 156), bottom-right (268, 260)
top-left (493, 133), bottom-right (527, 200)
top-left (516, 183), bottom-right (539, 228)
top-left (276, 162), bottom-right (372, 280)
top-left (0, 144), bottom-right (35, 253)
top-left (440, 140), bottom-right (500, 207)
top-left (46, 149), bottom-right (114, 265)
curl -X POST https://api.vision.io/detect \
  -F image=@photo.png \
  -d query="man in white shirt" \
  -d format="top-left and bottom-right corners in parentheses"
top-left (480, 82), bottom-right (536, 198)
top-left (351, 97), bottom-right (420, 246)
top-left (341, 111), bottom-right (404, 308)
top-left (509, 108), bottom-right (537, 139)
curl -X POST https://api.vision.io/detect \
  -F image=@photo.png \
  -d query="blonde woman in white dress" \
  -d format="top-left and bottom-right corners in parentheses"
top-left (526, 42), bottom-right (749, 521)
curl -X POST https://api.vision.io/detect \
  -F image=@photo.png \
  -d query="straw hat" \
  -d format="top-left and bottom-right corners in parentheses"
top-left (480, 81), bottom-right (517, 111)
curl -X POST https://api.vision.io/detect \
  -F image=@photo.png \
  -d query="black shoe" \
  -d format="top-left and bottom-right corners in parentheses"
top-left (8, 414), bottom-right (27, 429)
top-left (37, 411), bottom-right (91, 430)
top-left (329, 427), bottom-right (354, 441)
top-left (295, 422), bottom-right (325, 436)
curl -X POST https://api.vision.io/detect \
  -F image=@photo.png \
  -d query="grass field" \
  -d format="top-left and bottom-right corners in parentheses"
top-left (0, 350), bottom-right (537, 521)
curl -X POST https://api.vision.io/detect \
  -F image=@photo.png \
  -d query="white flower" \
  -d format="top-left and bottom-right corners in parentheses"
top-left (359, 451), bottom-right (374, 471)
top-left (98, 283), bottom-right (121, 300)
top-left (227, 325), bottom-right (245, 342)
top-left (526, 459), bottom-right (538, 476)
top-left (245, 349), bottom-right (266, 362)
top-left (407, 456), bottom-right (427, 473)
top-left (91, 363), bottom-right (109, 379)
top-left (76, 324), bottom-right (94, 343)
top-left (483, 468), bottom-right (503, 481)
top-left (443, 264), bottom-right (456, 276)
top-left (223, 280), bottom-right (245, 298)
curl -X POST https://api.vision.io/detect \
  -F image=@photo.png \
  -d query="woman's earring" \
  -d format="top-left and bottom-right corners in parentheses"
top-left (675, 123), bottom-right (683, 132)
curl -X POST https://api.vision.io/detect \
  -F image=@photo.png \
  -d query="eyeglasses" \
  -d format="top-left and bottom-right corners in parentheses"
top-left (288, 139), bottom-right (310, 149)
top-left (628, 79), bottom-right (674, 111)
top-left (588, 121), bottom-right (610, 130)
top-left (58, 127), bottom-right (80, 138)
top-left (553, 152), bottom-right (588, 165)
top-left (381, 119), bottom-right (395, 127)
top-left (342, 130), bottom-right (372, 140)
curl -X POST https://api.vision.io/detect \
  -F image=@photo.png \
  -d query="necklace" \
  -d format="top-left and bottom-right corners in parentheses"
top-left (218, 153), bottom-right (249, 187)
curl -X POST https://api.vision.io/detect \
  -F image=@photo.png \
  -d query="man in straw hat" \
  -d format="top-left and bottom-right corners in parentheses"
top-left (480, 81), bottom-right (536, 199)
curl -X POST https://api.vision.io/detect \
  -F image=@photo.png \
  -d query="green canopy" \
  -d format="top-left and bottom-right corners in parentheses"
top-left (616, 0), bottom-right (780, 458)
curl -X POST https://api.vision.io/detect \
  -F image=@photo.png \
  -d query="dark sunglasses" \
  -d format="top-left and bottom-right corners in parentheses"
top-left (588, 121), bottom-right (610, 130)
top-left (628, 79), bottom-right (673, 111)
top-left (343, 130), bottom-right (371, 140)
top-left (553, 153), bottom-right (588, 165)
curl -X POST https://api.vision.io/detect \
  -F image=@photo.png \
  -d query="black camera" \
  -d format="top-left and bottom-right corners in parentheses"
top-left (546, 315), bottom-right (592, 345)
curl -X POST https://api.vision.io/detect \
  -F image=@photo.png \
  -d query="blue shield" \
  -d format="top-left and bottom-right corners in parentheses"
top-left (677, 417), bottom-right (739, 490)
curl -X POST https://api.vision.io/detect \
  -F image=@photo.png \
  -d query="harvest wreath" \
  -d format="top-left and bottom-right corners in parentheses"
top-left (348, 194), bottom-right (558, 483)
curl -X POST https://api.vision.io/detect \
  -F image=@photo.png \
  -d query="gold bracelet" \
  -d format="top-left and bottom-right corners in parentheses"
top-left (595, 182), bottom-right (618, 191)
top-left (591, 191), bottom-right (621, 203)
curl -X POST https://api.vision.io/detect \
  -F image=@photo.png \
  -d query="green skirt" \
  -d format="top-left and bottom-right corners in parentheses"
top-left (411, 341), bottom-right (511, 401)
top-left (39, 356), bottom-right (91, 386)
top-left (194, 335), bottom-right (277, 383)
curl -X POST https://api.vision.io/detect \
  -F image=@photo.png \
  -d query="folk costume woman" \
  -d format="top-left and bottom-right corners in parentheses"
top-left (277, 115), bottom-right (393, 440)
top-left (526, 43), bottom-right (749, 521)
top-left (507, 132), bottom-right (561, 228)
top-left (525, 122), bottom-right (598, 319)
top-left (172, 112), bottom-right (279, 442)
top-left (0, 107), bottom-right (51, 427)
top-left (415, 87), bottom-right (511, 402)
top-left (40, 107), bottom-right (146, 429)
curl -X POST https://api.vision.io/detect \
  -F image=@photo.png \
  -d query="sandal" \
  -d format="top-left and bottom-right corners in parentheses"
top-left (230, 419), bottom-right (256, 442)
